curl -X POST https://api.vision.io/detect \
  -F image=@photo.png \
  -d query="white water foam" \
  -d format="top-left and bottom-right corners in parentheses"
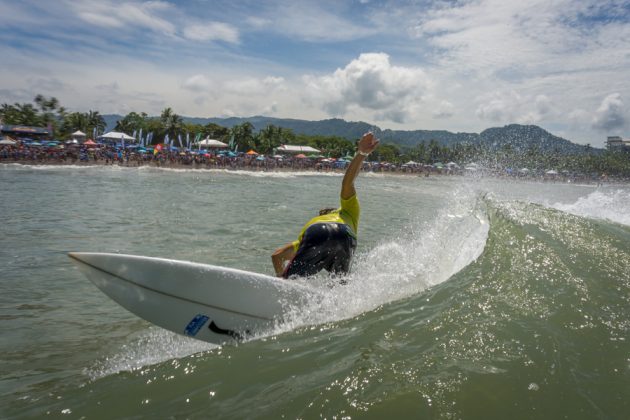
top-left (1, 162), bottom-right (348, 178)
top-left (282, 186), bottom-right (490, 331)
top-left (85, 327), bottom-right (215, 380)
top-left (86, 184), bottom-right (490, 377)
top-left (550, 188), bottom-right (630, 227)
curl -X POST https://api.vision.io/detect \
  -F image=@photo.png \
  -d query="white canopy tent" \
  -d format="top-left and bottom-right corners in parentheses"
top-left (276, 144), bottom-right (321, 154)
top-left (98, 131), bottom-right (136, 142)
top-left (198, 138), bottom-right (228, 148)
top-left (0, 137), bottom-right (17, 145)
top-left (71, 130), bottom-right (86, 140)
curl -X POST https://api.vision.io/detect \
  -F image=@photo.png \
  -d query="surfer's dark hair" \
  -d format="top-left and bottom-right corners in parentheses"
top-left (319, 208), bottom-right (337, 216)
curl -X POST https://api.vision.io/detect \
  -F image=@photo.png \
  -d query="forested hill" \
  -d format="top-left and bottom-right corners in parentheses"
top-left (103, 114), bottom-right (598, 154)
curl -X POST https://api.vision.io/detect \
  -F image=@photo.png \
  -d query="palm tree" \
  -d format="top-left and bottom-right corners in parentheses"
top-left (230, 122), bottom-right (255, 151)
top-left (160, 107), bottom-right (183, 140)
top-left (87, 110), bottom-right (106, 136)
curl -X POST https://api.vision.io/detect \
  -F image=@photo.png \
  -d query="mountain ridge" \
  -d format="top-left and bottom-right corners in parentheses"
top-left (102, 114), bottom-right (600, 154)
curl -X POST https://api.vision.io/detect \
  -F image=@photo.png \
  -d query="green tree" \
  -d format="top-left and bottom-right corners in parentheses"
top-left (230, 122), bottom-right (255, 151)
top-left (372, 143), bottom-right (401, 162)
top-left (160, 107), bottom-right (184, 140)
top-left (201, 123), bottom-right (230, 141)
top-left (115, 112), bottom-right (148, 134)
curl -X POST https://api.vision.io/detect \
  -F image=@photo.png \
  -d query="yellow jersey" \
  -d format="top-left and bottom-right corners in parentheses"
top-left (292, 194), bottom-right (360, 251)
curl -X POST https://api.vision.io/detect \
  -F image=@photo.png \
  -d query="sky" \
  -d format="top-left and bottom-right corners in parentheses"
top-left (0, 0), bottom-right (629, 147)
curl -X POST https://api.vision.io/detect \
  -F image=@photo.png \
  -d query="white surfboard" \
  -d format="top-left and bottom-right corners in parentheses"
top-left (68, 252), bottom-right (318, 345)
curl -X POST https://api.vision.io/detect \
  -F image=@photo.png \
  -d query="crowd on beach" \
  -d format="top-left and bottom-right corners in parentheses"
top-left (0, 138), bottom-right (620, 184)
top-left (0, 139), bottom-right (444, 175)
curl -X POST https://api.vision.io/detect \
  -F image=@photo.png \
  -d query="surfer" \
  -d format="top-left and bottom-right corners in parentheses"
top-left (272, 132), bottom-right (379, 278)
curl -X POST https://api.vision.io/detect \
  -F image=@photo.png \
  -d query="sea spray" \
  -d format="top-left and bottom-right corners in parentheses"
top-left (4, 167), bottom-right (630, 418)
top-left (550, 188), bottom-right (630, 226)
top-left (283, 185), bottom-right (490, 330)
top-left (85, 327), bottom-right (215, 380)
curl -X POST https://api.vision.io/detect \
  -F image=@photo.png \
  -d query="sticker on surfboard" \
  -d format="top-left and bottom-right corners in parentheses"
top-left (184, 314), bottom-right (209, 336)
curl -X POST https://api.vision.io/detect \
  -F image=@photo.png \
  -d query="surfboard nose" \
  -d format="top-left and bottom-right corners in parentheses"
top-left (68, 252), bottom-right (106, 268)
top-left (68, 252), bottom-right (86, 263)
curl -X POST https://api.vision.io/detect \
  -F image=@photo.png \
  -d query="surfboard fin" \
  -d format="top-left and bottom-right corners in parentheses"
top-left (208, 321), bottom-right (248, 341)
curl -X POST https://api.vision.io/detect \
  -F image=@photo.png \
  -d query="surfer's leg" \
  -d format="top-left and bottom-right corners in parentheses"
top-left (283, 224), bottom-right (335, 278)
top-left (284, 223), bottom-right (356, 278)
top-left (327, 224), bottom-right (357, 274)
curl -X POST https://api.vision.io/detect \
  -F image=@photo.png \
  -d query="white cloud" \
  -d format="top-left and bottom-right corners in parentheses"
top-left (262, 101), bottom-right (279, 115)
top-left (71, 0), bottom-right (176, 35)
top-left (476, 90), bottom-right (555, 124)
top-left (433, 100), bottom-right (454, 119)
top-left (475, 90), bottom-right (520, 122)
top-left (592, 93), bottom-right (627, 131)
top-left (247, 2), bottom-right (374, 42)
top-left (182, 74), bottom-right (210, 91)
top-left (182, 22), bottom-right (239, 43)
top-left (304, 53), bottom-right (431, 123)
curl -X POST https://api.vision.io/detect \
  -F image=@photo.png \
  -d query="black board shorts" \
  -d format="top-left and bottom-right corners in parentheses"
top-left (283, 223), bottom-right (357, 278)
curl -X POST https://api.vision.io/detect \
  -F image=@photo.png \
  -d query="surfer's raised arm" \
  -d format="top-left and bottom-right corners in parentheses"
top-left (272, 132), bottom-right (379, 279)
top-left (341, 132), bottom-right (379, 200)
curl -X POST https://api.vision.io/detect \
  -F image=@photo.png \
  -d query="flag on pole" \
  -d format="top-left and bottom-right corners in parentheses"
top-left (154, 143), bottom-right (163, 155)
top-left (121, 135), bottom-right (125, 149)
top-left (164, 134), bottom-right (170, 149)
top-left (178, 134), bottom-right (183, 148)
top-left (92, 127), bottom-right (97, 140)
top-left (229, 133), bottom-right (235, 151)
top-left (186, 132), bottom-right (190, 149)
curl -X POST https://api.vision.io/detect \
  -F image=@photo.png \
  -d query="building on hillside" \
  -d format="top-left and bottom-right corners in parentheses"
top-left (0, 124), bottom-right (51, 140)
top-left (606, 136), bottom-right (630, 151)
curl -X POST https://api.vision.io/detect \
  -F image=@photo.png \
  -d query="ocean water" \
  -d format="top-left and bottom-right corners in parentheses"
top-left (1, 164), bottom-right (629, 419)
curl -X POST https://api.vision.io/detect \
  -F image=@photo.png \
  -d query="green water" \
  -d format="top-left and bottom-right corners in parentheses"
top-left (1, 164), bottom-right (629, 419)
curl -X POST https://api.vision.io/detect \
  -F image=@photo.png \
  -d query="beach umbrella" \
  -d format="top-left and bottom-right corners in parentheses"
top-left (295, 153), bottom-right (307, 158)
top-left (256, 156), bottom-right (266, 161)
top-left (30, 142), bottom-right (42, 146)
top-left (227, 151), bottom-right (237, 157)
top-left (246, 149), bottom-right (258, 155)
top-left (0, 138), bottom-right (16, 145)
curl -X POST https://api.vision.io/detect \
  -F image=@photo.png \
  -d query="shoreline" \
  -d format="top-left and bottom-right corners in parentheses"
top-left (3, 160), bottom-right (628, 186)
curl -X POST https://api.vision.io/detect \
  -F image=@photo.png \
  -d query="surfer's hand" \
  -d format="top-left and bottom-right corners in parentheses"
top-left (358, 132), bottom-right (379, 156)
